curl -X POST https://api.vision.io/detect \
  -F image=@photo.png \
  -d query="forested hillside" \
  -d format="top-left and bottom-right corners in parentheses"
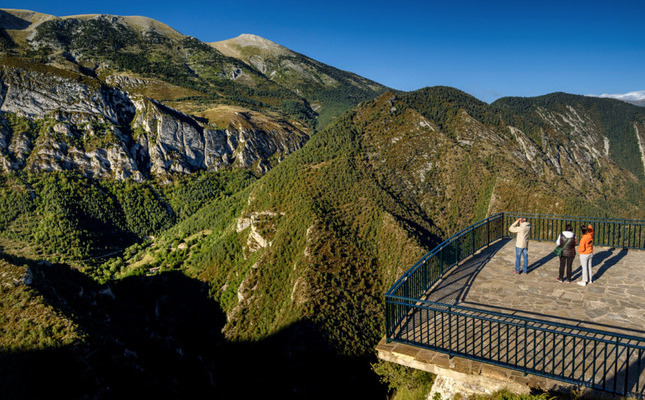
top-left (492, 92), bottom-right (645, 179)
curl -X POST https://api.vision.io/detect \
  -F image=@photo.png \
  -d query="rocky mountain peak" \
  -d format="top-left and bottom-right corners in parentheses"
top-left (210, 33), bottom-right (290, 60)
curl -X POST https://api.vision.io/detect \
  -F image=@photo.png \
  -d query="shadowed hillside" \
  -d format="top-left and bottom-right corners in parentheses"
top-left (0, 255), bottom-right (386, 399)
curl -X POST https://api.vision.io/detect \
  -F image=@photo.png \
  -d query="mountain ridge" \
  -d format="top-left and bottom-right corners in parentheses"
top-left (210, 33), bottom-right (391, 129)
top-left (0, 8), bottom-right (184, 38)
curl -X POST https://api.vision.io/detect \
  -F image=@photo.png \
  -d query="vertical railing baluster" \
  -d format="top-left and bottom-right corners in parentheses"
top-left (532, 327), bottom-right (537, 370)
top-left (622, 219), bottom-right (626, 248)
top-left (542, 329), bottom-right (546, 373)
top-left (572, 336), bottom-right (576, 380)
top-left (614, 338), bottom-right (619, 393)
top-left (412, 301), bottom-right (417, 344)
top-left (448, 307), bottom-right (452, 358)
top-left (552, 331), bottom-right (556, 376)
top-left (422, 261), bottom-right (427, 293)
top-left (583, 337), bottom-right (586, 386)
top-left (480, 318), bottom-right (483, 358)
top-left (637, 348), bottom-right (642, 395)
top-left (459, 314), bottom-right (462, 353)
top-left (524, 320), bottom-right (529, 376)
top-left (515, 324), bottom-right (518, 366)
top-left (603, 343), bottom-right (607, 391)
top-left (624, 346), bottom-right (630, 396)
top-left (471, 227), bottom-right (475, 257)
top-left (593, 341), bottom-right (597, 389)
top-left (488, 319), bottom-right (491, 359)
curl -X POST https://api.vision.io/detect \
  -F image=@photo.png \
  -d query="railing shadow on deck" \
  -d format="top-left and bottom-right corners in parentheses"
top-left (606, 347), bottom-right (645, 398)
top-left (460, 301), bottom-right (645, 338)
top-left (426, 239), bottom-right (509, 305)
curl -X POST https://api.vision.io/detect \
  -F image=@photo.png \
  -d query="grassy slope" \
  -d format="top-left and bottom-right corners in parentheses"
top-left (210, 34), bottom-right (390, 130)
top-left (139, 101), bottom-right (438, 355)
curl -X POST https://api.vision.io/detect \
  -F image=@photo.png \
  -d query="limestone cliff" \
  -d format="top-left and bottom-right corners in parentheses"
top-left (0, 60), bottom-right (309, 180)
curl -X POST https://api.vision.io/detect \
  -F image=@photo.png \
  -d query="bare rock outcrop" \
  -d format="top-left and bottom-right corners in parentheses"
top-left (0, 63), bottom-right (309, 180)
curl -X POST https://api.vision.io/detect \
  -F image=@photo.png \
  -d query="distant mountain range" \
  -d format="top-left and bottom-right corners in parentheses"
top-left (1, 8), bottom-right (645, 399)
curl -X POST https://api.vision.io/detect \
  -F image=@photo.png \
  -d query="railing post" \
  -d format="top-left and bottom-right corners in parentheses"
top-left (524, 320), bottom-right (529, 376)
top-left (456, 238), bottom-right (460, 264)
top-left (448, 306), bottom-right (452, 359)
top-left (422, 261), bottom-right (427, 292)
top-left (385, 298), bottom-right (391, 342)
top-left (471, 227), bottom-right (475, 255)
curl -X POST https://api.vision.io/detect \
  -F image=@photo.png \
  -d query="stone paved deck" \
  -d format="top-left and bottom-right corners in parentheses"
top-left (429, 239), bottom-right (645, 335)
top-left (378, 239), bottom-right (645, 398)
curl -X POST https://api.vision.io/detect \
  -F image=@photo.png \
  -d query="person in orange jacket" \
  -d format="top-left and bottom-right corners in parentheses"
top-left (577, 224), bottom-right (594, 286)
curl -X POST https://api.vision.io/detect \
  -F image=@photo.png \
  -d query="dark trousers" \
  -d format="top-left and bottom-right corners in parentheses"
top-left (559, 255), bottom-right (574, 281)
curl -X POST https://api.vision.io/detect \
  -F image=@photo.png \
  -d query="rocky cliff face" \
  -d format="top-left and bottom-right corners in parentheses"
top-left (0, 61), bottom-right (309, 180)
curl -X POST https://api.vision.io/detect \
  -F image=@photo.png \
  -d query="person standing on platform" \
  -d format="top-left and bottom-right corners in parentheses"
top-left (577, 224), bottom-right (594, 286)
top-left (556, 224), bottom-right (576, 283)
top-left (509, 217), bottom-right (531, 275)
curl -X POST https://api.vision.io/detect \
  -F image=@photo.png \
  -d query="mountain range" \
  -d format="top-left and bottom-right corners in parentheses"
top-left (1, 8), bottom-right (645, 399)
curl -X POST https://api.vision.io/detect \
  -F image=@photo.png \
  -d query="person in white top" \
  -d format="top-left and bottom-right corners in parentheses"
top-left (509, 218), bottom-right (530, 274)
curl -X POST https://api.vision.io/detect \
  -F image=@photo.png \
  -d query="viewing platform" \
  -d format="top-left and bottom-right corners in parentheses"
top-left (378, 214), bottom-right (645, 398)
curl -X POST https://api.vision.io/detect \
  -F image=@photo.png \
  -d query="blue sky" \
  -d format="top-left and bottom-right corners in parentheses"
top-left (4, 0), bottom-right (644, 103)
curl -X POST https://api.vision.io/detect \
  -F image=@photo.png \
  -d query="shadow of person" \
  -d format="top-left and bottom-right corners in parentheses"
top-left (593, 248), bottom-right (629, 281)
top-left (527, 251), bottom-right (555, 273)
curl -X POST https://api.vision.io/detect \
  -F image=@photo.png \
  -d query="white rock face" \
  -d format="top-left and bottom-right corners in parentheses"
top-left (635, 123), bottom-right (645, 176)
top-left (236, 211), bottom-right (282, 252)
top-left (0, 64), bottom-right (309, 180)
top-left (0, 68), bottom-right (133, 124)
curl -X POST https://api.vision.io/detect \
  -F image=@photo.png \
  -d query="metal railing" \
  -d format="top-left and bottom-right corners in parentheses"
top-left (385, 212), bottom-right (645, 397)
top-left (502, 213), bottom-right (645, 249)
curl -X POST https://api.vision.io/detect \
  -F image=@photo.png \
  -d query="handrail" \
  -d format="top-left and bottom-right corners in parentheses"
top-left (387, 213), bottom-right (505, 295)
top-left (387, 296), bottom-right (645, 345)
top-left (384, 212), bottom-right (645, 397)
